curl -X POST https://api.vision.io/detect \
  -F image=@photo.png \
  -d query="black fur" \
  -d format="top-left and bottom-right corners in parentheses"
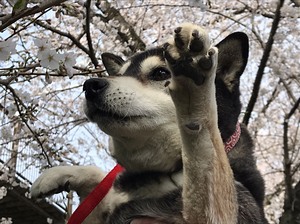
top-left (85, 31), bottom-right (268, 223)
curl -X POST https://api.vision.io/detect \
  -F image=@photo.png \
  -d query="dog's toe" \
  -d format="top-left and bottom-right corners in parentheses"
top-left (190, 29), bottom-right (205, 53)
top-left (198, 47), bottom-right (218, 71)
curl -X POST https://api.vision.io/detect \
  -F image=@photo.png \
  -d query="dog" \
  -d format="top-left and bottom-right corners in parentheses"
top-left (31, 23), bottom-right (268, 223)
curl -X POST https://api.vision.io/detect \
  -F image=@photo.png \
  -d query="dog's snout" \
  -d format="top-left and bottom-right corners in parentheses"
top-left (83, 78), bottom-right (108, 100)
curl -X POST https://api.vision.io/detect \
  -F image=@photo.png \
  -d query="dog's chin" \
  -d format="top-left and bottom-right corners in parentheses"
top-left (85, 107), bottom-right (157, 135)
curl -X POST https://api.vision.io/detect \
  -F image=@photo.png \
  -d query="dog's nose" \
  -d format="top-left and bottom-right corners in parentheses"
top-left (83, 78), bottom-right (108, 100)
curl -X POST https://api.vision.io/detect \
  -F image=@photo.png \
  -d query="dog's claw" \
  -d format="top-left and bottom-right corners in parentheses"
top-left (192, 30), bottom-right (199, 38)
top-left (162, 42), bottom-right (170, 50)
top-left (174, 27), bottom-right (185, 50)
top-left (174, 27), bottom-right (182, 34)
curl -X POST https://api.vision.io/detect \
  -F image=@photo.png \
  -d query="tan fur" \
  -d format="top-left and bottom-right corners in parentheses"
top-left (167, 24), bottom-right (238, 223)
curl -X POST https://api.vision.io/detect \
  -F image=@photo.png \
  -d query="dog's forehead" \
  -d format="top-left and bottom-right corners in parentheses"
top-left (121, 48), bottom-right (165, 77)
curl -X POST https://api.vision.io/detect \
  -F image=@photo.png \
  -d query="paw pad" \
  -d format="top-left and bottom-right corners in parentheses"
top-left (164, 23), bottom-right (217, 86)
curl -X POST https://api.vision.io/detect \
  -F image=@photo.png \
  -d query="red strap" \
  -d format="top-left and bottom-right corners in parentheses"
top-left (224, 123), bottom-right (241, 153)
top-left (67, 164), bottom-right (124, 224)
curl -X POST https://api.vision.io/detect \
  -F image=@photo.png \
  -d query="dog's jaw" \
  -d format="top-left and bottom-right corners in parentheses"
top-left (83, 76), bottom-right (184, 172)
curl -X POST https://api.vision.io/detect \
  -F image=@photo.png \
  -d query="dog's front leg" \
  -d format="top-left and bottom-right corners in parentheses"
top-left (31, 165), bottom-right (106, 200)
top-left (164, 23), bottom-right (238, 224)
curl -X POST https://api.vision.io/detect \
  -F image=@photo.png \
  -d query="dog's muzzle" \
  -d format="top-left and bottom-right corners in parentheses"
top-left (83, 78), bottom-right (108, 101)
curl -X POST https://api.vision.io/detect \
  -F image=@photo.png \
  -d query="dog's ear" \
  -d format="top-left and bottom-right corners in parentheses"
top-left (216, 32), bottom-right (249, 91)
top-left (101, 53), bottom-right (125, 76)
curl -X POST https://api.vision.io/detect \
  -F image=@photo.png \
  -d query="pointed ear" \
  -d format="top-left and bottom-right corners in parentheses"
top-left (101, 53), bottom-right (125, 76)
top-left (216, 32), bottom-right (249, 91)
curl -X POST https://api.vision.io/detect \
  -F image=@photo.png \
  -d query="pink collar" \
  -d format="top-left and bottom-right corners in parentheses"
top-left (224, 123), bottom-right (241, 153)
top-left (68, 123), bottom-right (241, 223)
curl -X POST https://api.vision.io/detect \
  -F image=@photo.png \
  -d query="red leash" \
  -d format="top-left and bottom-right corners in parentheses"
top-left (67, 164), bottom-right (124, 224)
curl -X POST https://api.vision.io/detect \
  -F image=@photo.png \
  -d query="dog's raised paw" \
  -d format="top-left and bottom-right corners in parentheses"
top-left (164, 23), bottom-right (217, 86)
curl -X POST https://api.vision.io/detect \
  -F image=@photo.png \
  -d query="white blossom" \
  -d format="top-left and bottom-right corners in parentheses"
top-left (21, 91), bottom-right (31, 103)
top-left (0, 217), bottom-right (12, 224)
top-left (34, 39), bottom-right (63, 69)
top-left (25, 191), bottom-right (31, 198)
top-left (6, 103), bottom-right (17, 117)
top-left (62, 52), bottom-right (76, 68)
top-left (1, 126), bottom-right (13, 139)
top-left (62, 52), bottom-right (77, 77)
top-left (34, 38), bottom-right (50, 53)
top-left (65, 65), bottom-right (76, 77)
top-left (38, 49), bottom-right (63, 70)
top-left (0, 186), bottom-right (7, 200)
top-left (0, 38), bottom-right (16, 61)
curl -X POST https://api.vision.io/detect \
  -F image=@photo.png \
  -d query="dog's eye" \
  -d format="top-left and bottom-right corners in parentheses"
top-left (149, 67), bottom-right (171, 81)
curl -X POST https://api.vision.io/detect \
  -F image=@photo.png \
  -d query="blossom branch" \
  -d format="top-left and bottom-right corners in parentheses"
top-left (0, 0), bottom-right (67, 31)
top-left (34, 20), bottom-right (90, 56)
top-left (1, 82), bottom-right (53, 167)
top-left (0, 69), bottom-right (106, 78)
top-left (242, 0), bottom-right (285, 126)
top-left (282, 96), bottom-right (300, 219)
top-left (96, 0), bottom-right (146, 53)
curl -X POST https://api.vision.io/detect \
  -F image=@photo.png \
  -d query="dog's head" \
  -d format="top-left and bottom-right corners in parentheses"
top-left (83, 32), bottom-right (249, 172)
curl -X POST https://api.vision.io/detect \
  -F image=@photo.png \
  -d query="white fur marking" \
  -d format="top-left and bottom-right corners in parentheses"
top-left (119, 61), bottom-right (131, 75)
top-left (140, 56), bottom-right (163, 74)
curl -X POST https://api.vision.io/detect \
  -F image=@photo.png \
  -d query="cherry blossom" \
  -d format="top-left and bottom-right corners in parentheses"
top-left (0, 38), bottom-right (16, 61)
top-left (0, 1), bottom-right (299, 223)
top-left (0, 186), bottom-right (7, 200)
top-left (0, 217), bottom-right (12, 224)
top-left (62, 52), bottom-right (77, 77)
top-left (34, 38), bottom-right (62, 69)
top-left (33, 39), bottom-right (50, 53)
top-left (38, 49), bottom-right (63, 70)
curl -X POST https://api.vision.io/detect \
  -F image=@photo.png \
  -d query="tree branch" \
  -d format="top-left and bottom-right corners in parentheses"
top-left (1, 82), bottom-right (53, 167)
top-left (0, 69), bottom-right (106, 78)
top-left (85, 0), bottom-right (99, 67)
top-left (96, 0), bottom-right (146, 53)
top-left (34, 20), bottom-right (90, 56)
top-left (242, 0), bottom-right (285, 126)
top-left (280, 96), bottom-right (300, 223)
top-left (0, 0), bottom-right (67, 31)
